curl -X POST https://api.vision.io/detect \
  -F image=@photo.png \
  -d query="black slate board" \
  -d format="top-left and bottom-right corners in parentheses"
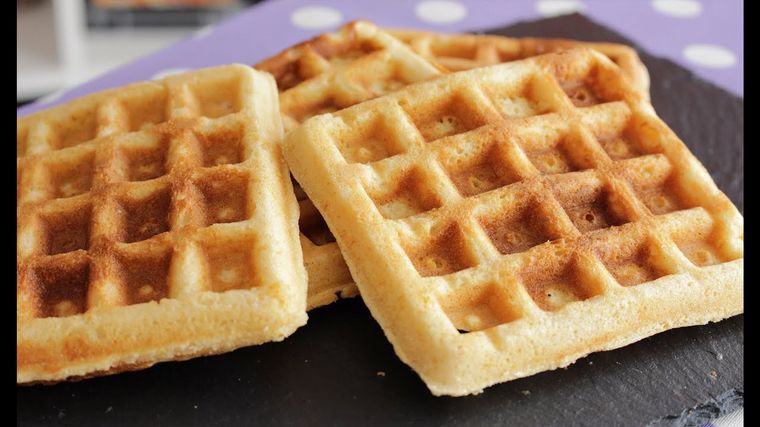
top-left (17, 14), bottom-right (743, 427)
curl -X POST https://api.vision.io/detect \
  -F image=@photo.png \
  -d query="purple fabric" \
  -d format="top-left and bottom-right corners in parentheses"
top-left (17, 0), bottom-right (743, 118)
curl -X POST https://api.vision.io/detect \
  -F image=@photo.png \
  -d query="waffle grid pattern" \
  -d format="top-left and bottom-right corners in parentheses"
top-left (17, 65), bottom-right (307, 383)
top-left (256, 21), bottom-right (444, 132)
top-left (256, 21), bottom-right (443, 309)
top-left (284, 48), bottom-right (743, 395)
top-left (389, 29), bottom-right (650, 96)
top-left (257, 22), bottom-right (655, 311)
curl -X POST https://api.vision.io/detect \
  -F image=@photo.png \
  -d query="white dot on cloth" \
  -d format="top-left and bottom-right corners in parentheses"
top-left (535, 0), bottom-right (585, 17)
top-left (38, 88), bottom-right (67, 104)
top-left (683, 44), bottom-right (736, 68)
top-left (651, 0), bottom-right (702, 18)
top-left (290, 6), bottom-right (343, 30)
top-left (194, 25), bottom-right (214, 39)
top-left (152, 68), bottom-right (192, 80)
top-left (415, 1), bottom-right (468, 24)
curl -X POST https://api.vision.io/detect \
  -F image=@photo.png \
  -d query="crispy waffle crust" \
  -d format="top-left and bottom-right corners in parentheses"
top-left (17, 65), bottom-right (308, 384)
top-left (255, 21), bottom-right (445, 133)
top-left (389, 29), bottom-right (650, 96)
top-left (283, 48), bottom-right (743, 396)
top-left (258, 22), bottom-right (654, 311)
top-left (256, 21), bottom-right (444, 309)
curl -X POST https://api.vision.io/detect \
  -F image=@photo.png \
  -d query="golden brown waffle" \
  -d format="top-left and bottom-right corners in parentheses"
top-left (258, 22), bottom-right (653, 311)
top-left (389, 29), bottom-right (650, 96)
top-left (256, 21), bottom-right (443, 310)
top-left (256, 21), bottom-right (444, 134)
top-left (17, 65), bottom-right (307, 383)
top-left (283, 48), bottom-right (743, 396)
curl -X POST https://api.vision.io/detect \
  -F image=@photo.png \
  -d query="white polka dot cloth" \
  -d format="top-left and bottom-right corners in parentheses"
top-left (18, 0), bottom-right (742, 118)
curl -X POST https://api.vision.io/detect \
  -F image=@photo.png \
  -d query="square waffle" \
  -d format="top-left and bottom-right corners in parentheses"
top-left (283, 48), bottom-right (743, 396)
top-left (17, 65), bottom-right (307, 383)
top-left (255, 21), bottom-right (444, 309)
top-left (389, 29), bottom-right (650, 97)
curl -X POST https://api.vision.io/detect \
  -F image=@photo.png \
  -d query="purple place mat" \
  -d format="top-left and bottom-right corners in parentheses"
top-left (17, 0), bottom-right (742, 118)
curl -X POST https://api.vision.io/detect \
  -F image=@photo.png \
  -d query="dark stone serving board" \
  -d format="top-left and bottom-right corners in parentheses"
top-left (17, 13), bottom-right (743, 427)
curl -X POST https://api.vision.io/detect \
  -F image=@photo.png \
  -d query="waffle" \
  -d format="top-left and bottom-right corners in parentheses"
top-left (256, 21), bottom-right (444, 309)
top-left (17, 65), bottom-right (307, 383)
top-left (256, 21), bottom-right (445, 134)
top-left (389, 29), bottom-right (650, 97)
top-left (283, 48), bottom-right (743, 396)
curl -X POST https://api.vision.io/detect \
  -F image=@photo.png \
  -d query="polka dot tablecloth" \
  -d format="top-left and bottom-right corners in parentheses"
top-left (17, 0), bottom-right (742, 117)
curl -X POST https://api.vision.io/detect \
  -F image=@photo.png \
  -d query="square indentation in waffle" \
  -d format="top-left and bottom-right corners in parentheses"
top-left (439, 282), bottom-right (522, 332)
top-left (484, 75), bottom-right (558, 119)
top-left (299, 199), bottom-right (336, 246)
top-left (28, 255), bottom-right (90, 318)
top-left (194, 168), bottom-right (250, 226)
top-left (518, 129), bottom-right (596, 175)
top-left (404, 223), bottom-right (477, 277)
top-left (40, 202), bottom-right (92, 255)
top-left (479, 198), bottom-right (563, 255)
top-left (114, 244), bottom-right (173, 305)
top-left (597, 238), bottom-right (672, 287)
top-left (670, 223), bottom-right (737, 268)
top-left (332, 111), bottom-right (407, 164)
top-left (369, 167), bottom-right (442, 220)
top-left (119, 86), bottom-right (169, 132)
top-left (199, 232), bottom-right (258, 292)
top-left (325, 37), bottom-right (384, 65)
top-left (344, 60), bottom-right (414, 98)
top-left (119, 135), bottom-right (169, 182)
top-left (117, 185), bottom-right (171, 243)
top-left (188, 74), bottom-right (243, 118)
top-left (623, 156), bottom-right (692, 216)
top-left (287, 93), bottom-right (341, 124)
top-left (592, 113), bottom-right (662, 161)
top-left (287, 37), bottom-right (384, 90)
top-left (552, 179), bottom-right (632, 234)
top-left (264, 55), bottom-right (315, 92)
top-left (402, 92), bottom-right (486, 142)
top-left (520, 253), bottom-right (602, 312)
top-left (196, 122), bottom-right (246, 167)
top-left (674, 235), bottom-right (726, 267)
top-left (558, 64), bottom-right (623, 107)
top-left (49, 102), bottom-right (100, 150)
top-left (44, 149), bottom-right (96, 199)
top-left (444, 141), bottom-right (522, 197)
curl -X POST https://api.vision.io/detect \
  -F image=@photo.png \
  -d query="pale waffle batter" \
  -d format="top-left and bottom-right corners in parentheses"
top-left (17, 65), bottom-right (307, 383)
top-left (256, 21), bottom-right (444, 309)
top-left (389, 28), bottom-right (650, 96)
top-left (283, 48), bottom-right (743, 396)
top-left (258, 22), bottom-right (653, 311)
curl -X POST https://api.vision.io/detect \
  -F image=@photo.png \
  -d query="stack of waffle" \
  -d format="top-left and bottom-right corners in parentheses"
top-left (17, 21), bottom-right (742, 397)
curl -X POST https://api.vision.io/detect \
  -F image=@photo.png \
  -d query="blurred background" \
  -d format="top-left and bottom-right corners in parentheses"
top-left (18, 0), bottom-right (742, 110)
top-left (17, 0), bottom-right (263, 106)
